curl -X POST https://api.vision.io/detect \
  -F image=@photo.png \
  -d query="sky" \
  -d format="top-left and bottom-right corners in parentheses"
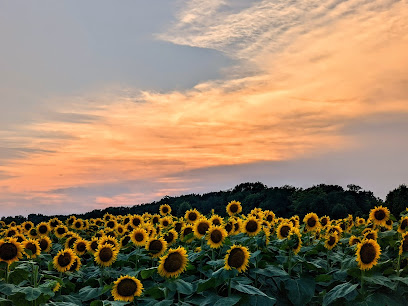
top-left (0, 0), bottom-right (407, 217)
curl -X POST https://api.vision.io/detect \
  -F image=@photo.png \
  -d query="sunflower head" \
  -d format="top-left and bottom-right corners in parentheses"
top-left (193, 218), bottom-right (211, 238)
top-left (159, 204), bottom-right (172, 216)
top-left (181, 225), bottom-right (195, 243)
top-left (185, 209), bottom-right (200, 224)
top-left (369, 206), bottom-right (390, 227)
top-left (288, 228), bottom-right (302, 254)
top-left (399, 233), bottom-right (408, 255)
top-left (22, 239), bottom-right (41, 259)
top-left (398, 217), bottom-right (408, 234)
top-left (87, 237), bottom-right (100, 254)
top-left (224, 245), bottom-right (250, 273)
top-left (38, 236), bottom-right (52, 253)
top-left (69, 255), bottom-right (81, 272)
top-left (209, 215), bottom-right (223, 226)
top-left (158, 246), bottom-right (188, 278)
top-left (0, 238), bottom-right (23, 265)
top-left (53, 249), bottom-right (75, 272)
top-left (207, 225), bottom-right (227, 249)
top-left (130, 228), bottom-right (148, 247)
top-left (120, 235), bottom-right (131, 248)
top-left (174, 220), bottom-right (184, 233)
top-left (160, 216), bottom-right (172, 228)
top-left (112, 275), bottom-right (143, 302)
top-left (363, 230), bottom-right (378, 241)
top-left (73, 239), bottom-right (88, 256)
top-left (356, 239), bottom-right (381, 270)
top-left (320, 216), bottom-right (331, 228)
top-left (145, 237), bottom-right (167, 258)
top-left (243, 217), bottom-right (261, 237)
top-left (22, 221), bottom-right (34, 233)
top-left (151, 214), bottom-right (161, 226)
top-left (276, 222), bottom-right (293, 239)
top-left (324, 233), bottom-right (339, 250)
top-left (303, 213), bottom-right (320, 231)
top-left (349, 235), bottom-right (361, 246)
top-left (94, 244), bottom-right (119, 267)
top-left (226, 201), bottom-right (242, 216)
top-left (163, 229), bottom-right (178, 245)
top-left (264, 211), bottom-right (276, 224)
top-left (54, 225), bottom-right (68, 238)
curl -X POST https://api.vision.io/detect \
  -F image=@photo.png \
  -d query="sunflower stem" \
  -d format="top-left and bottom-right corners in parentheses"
top-left (178, 290), bottom-right (181, 305)
top-left (397, 254), bottom-right (401, 277)
top-left (228, 278), bottom-right (231, 297)
top-left (287, 251), bottom-right (293, 276)
top-left (360, 269), bottom-right (365, 295)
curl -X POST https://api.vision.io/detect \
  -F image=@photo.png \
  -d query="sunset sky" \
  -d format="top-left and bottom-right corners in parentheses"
top-left (1, 0), bottom-right (407, 217)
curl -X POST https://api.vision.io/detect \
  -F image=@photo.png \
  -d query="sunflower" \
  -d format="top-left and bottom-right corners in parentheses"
top-left (224, 245), bottom-right (250, 273)
top-left (0, 238), bottom-right (23, 265)
top-left (289, 216), bottom-right (300, 228)
top-left (53, 282), bottom-right (62, 292)
top-left (65, 234), bottom-right (80, 249)
top-left (173, 220), bottom-right (184, 233)
top-left (120, 235), bottom-right (131, 248)
top-left (180, 225), bottom-right (195, 243)
top-left (243, 216), bottom-right (261, 237)
top-left (14, 234), bottom-right (26, 243)
top-left (224, 219), bottom-right (236, 236)
top-left (233, 219), bottom-right (243, 235)
top-left (363, 230), bottom-right (378, 241)
top-left (112, 275), bottom-right (143, 302)
top-left (226, 201), bottom-right (242, 216)
top-left (94, 244), bottom-right (119, 267)
top-left (163, 229), bottom-right (178, 245)
top-left (48, 217), bottom-right (61, 229)
top-left (288, 228), bottom-right (302, 254)
top-left (28, 228), bottom-right (39, 239)
top-left (356, 239), bottom-right (381, 270)
top-left (22, 221), bottom-right (34, 233)
top-left (207, 225), bottom-right (227, 249)
top-left (73, 239), bottom-right (88, 256)
top-left (356, 217), bottom-right (366, 227)
top-left (71, 219), bottom-right (84, 231)
top-left (103, 213), bottom-right (114, 222)
top-left (105, 219), bottom-right (117, 230)
top-left (87, 237), bottom-right (100, 254)
top-left (38, 236), bottom-right (52, 253)
top-left (369, 206), bottom-right (390, 227)
top-left (349, 235), bottom-right (361, 246)
top-left (66, 216), bottom-right (76, 227)
top-left (383, 219), bottom-right (393, 230)
top-left (53, 249), bottom-right (75, 272)
top-left (116, 224), bottom-right (126, 236)
top-left (158, 246), bottom-right (188, 278)
top-left (193, 218), bottom-right (211, 238)
top-left (145, 237), bottom-right (167, 258)
top-left (54, 225), bottom-right (68, 239)
top-left (276, 222), bottom-right (293, 239)
top-left (327, 225), bottom-right (343, 237)
top-left (69, 255), bottom-right (82, 272)
top-left (264, 211), bottom-right (276, 224)
top-left (320, 216), bottom-right (331, 228)
top-left (324, 233), bottom-right (339, 250)
top-left (399, 233), bottom-right (408, 255)
top-left (303, 213), bottom-right (320, 231)
top-left (99, 236), bottom-right (120, 250)
top-left (130, 228), bottom-right (148, 247)
top-left (160, 216), bottom-right (172, 228)
top-left (185, 209), bottom-right (200, 224)
top-left (151, 214), bottom-right (161, 226)
top-left (160, 204), bottom-right (172, 216)
top-left (398, 217), bottom-right (408, 234)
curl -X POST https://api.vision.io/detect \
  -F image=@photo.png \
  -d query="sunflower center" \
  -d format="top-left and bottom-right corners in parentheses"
top-left (26, 242), bottom-right (37, 255)
top-left (50, 220), bottom-right (58, 227)
top-left (163, 220), bottom-right (169, 227)
top-left (70, 259), bottom-right (78, 271)
top-left (77, 242), bottom-right (86, 252)
top-left (135, 233), bottom-right (145, 242)
top-left (164, 252), bottom-right (183, 272)
top-left (122, 236), bottom-right (130, 246)
top-left (117, 279), bottom-right (137, 297)
top-left (374, 210), bottom-right (386, 221)
top-left (402, 239), bottom-right (408, 253)
top-left (340, 223), bottom-right (346, 231)
top-left (197, 222), bottom-right (209, 235)
top-left (246, 220), bottom-right (258, 233)
top-left (68, 238), bottom-right (77, 248)
top-left (107, 221), bottom-right (115, 228)
top-left (328, 236), bottom-right (336, 246)
top-left (162, 207), bottom-right (169, 213)
top-left (213, 219), bottom-right (221, 226)
top-left (132, 218), bottom-right (141, 227)
top-left (58, 253), bottom-right (72, 267)
top-left (57, 228), bottom-right (66, 235)
top-left (39, 240), bottom-right (49, 251)
top-left (183, 227), bottom-right (193, 237)
top-left (225, 223), bottom-right (233, 233)
top-left (230, 204), bottom-right (238, 213)
top-left (228, 248), bottom-right (245, 269)
top-left (164, 232), bottom-right (174, 243)
top-left (152, 217), bottom-right (159, 224)
top-left (360, 243), bottom-right (376, 264)
top-left (351, 238), bottom-right (359, 245)
top-left (280, 225), bottom-right (290, 238)
top-left (149, 240), bottom-right (163, 254)
top-left (0, 242), bottom-right (18, 260)
top-left (188, 212), bottom-right (197, 221)
top-left (25, 224), bottom-right (32, 230)
top-left (99, 247), bottom-right (113, 262)
top-left (7, 230), bottom-right (16, 237)
top-left (402, 219), bottom-right (408, 230)
top-left (39, 225), bottom-right (48, 234)
top-left (365, 233), bottom-right (375, 240)
top-left (75, 222), bottom-right (82, 228)
top-left (266, 215), bottom-right (273, 222)
top-left (175, 223), bottom-right (182, 232)
top-left (210, 230), bottom-right (223, 243)
top-left (321, 218), bottom-right (328, 226)
top-left (91, 241), bottom-right (98, 251)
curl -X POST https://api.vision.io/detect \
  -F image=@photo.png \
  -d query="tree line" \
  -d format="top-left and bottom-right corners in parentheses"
top-left (2, 182), bottom-right (408, 224)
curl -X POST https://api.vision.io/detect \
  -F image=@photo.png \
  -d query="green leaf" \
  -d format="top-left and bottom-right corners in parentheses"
top-left (0, 283), bottom-right (17, 296)
top-left (213, 296), bottom-right (241, 306)
top-left (141, 267), bottom-right (157, 279)
top-left (144, 286), bottom-right (165, 299)
top-left (315, 274), bottom-right (332, 283)
top-left (174, 279), bottom-right (195, 295)
top-left (90, 301), bottom-right (104, 306)
top-left (78, 286), bottom-right (105, 301)
top-left (241, 295), bottom-right (276, 306)
top-left (18, 287), bottom-right (42, 301)
top-left (284, 278), bottom-right (315, 306)
top-left (197, 278), bottom-right (217, 293)
top-left (231, 283), bottom-right (268, 297)
top-left (363, 275), bottom-right (397, 290)
top-left (254, 265), bottom-right (289, 278)
top-left (322, 282), bottom-right (358, 306)
top-left (8, 268), bottom-right (30, 285)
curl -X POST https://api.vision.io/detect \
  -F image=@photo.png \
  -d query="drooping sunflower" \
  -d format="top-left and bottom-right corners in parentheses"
top-left (243, 216), bottom-right (261, 237)
top-left (289, 216), bottom-right (300, 229)
top-left (399, 233), bottom-right (408, 255)
top-left (288, 228), bottom-right (302, 254)
top-left (320, 216), bottom-right (331, 228)
top-left (224, 245), bottom-right (250, 273)
top-left (324, 233), bottom-right (339, 250)
top-left (369, 206), bottom-right (390, 227)
top-left (22, 221), bottom-right (34, 233)
top-left (224, 220), bottom-right (235, 236)
top-left (185, 209), bottom-right (200, 224)
top-left (276, 222), bottom-right (293, 239)
top-left (54, 225), bottom-right (68, 239)
top-left (356, 239), bottom-right (381, 270)
top-left (87, 237), bottom-right (100, 254)
top-left (130, 228), bottom-right (148, 247)
top-left (356, 217), bottom-right (366, 227)
top-left (69, 255), bottom-right (82, 272)
top-left (349, 235), bottom-right (361, 246)
top-left (145, 237), bottom-right (167, 258)
top-left (38, 236), bottom-right (52, 253)
top-left (207, 225), bottom-right (227, 249)
top-left (226, 201), bottom-right (242, 216)
top-left (233, 219), bottom-right (243, 235)
top-left (327, 225), bottom-right (343, 237)
top-left (158, 246), bottom-right (188, 278)
top-left (163, 229), bottom-right (178, 245)
top-left (398, 217), bottom-right (408, 234)
top-left (193, 218), bottom-right (211, 238)
top-left (303, 213), bottom-right (320, 231)
top-left (94, 244), bottom-right (119, 267)
top-left (180, 225), bottom-right (195, 243)
top-left (383, 219), bottom-right (393, 230)
top-left (103, 213), bottom-right (114, 222)
top-left (66, 216), bottom-right (76, 228)
top-left (53, 249), bottom-right (75, 272)
top-left (159, 204), bottom-right (172, 216)
top-left (14, 234), bottom-right (25, 243)
top-left (112, 275), bottom-right (143, 302)
top-left (73, 239), bottom-right (88, 256)
top-left (0, 238), bottom-right (23, 265)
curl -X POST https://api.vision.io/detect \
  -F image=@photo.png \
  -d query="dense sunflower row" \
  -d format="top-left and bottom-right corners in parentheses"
top-left (0, 202), bottom-right (408, 305)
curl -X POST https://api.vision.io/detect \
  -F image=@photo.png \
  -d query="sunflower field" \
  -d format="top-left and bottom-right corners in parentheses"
top-left (1, 202), bottom-right (408, 305)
